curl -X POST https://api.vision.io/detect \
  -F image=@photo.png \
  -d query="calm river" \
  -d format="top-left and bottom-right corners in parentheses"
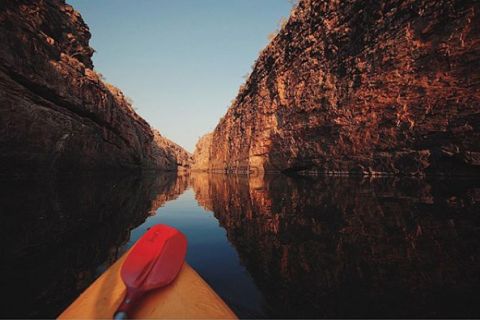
top-left (1, 173), bottom-right (479, 318)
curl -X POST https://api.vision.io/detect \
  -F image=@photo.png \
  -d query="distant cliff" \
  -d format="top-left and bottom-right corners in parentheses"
top-left (0, 0), bottom-right (190, 174)
top-left (152, 130), bottom-right (192, 171)
top-left (191, 133), bottom-right (212, 171)
top-left (196, 0), bottom-right (480, 176)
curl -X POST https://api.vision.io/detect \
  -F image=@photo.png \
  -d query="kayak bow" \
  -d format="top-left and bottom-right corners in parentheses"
top-left (59, 224), bottom-right (236, 319)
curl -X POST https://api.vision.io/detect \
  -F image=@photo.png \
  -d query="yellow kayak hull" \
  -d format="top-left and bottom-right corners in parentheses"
top-left (59, 249), bottom-right (237, 319)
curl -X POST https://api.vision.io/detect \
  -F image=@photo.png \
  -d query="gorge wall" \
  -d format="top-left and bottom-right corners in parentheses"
top-left (152, 130), bottom-right (192, 172)
top-left (196, 0), bottom-right (480, 176)
top-left (0, 0), bottom-right (190, 174)
top-left (191, 133), bottom-right (213, 171)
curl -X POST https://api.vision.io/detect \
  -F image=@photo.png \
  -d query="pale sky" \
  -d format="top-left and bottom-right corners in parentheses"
top-left (68, 0), bottom-right (293, 152)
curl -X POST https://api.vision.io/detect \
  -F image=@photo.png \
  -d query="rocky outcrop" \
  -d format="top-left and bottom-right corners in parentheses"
top-left (190, 173), bottom-right (480, 317)
top-left (191, 133), bottom-right (213, 171)
top-left (152, 130), bottom-right (192, 171)
top-left (0, 0), bottom-right (189, 174)
top-left (203, 0), bottom-right (480, 176)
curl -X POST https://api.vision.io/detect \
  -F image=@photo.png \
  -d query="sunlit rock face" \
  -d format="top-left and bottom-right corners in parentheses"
top-left (190, 173), bottom-right (480, 317)
top-left (0, 0), bottom-right (189, 174)
top-left (191, 133), bottom-right (213, 171)
top-left (206, 0), bottom-right (480, 176)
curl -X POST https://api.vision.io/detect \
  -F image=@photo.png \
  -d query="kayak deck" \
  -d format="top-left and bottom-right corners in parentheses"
top-left (59, 249), bottom-right (237, 319)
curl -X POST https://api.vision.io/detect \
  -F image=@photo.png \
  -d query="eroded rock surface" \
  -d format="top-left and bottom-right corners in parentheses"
top-left (152, 130), bottom-right (192, 172)
top-left (191, 133), bottom-right (213, 171)
top-left (0, 0), bottom-right (189, 174)
top-left (202, 0), bottom-right (480, 176)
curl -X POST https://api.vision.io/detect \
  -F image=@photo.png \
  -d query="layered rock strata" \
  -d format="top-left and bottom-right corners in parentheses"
top-left (152, 130), bottom-right (192, 171)
top-left (200, 0), bottom-right (480, 176)
top-left (0, 0), bottom-right (189, 174)
top-left (191, 133), bottom-right (213, 171)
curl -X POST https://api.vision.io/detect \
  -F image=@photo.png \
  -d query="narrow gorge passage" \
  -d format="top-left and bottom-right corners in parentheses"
top-left (1, 0), bottom-right (479, 318)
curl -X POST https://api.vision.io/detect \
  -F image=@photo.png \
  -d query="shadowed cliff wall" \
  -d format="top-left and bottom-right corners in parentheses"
top-left (0, 0), bottom-right (190, 174)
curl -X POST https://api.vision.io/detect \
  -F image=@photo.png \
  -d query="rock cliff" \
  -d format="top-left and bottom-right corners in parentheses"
top-left (191, 133), bottom-right (213, 171)
top-left (200, 0), bottom-right (480, 176)
top-left (0, 0), bottom-right (189, 174)
top-left (152, 130), bottom-right (192, 171)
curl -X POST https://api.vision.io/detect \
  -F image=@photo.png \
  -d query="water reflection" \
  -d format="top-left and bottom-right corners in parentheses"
top-left (1, 172), bottom-right (479, 318)
top-left (190, 173), bottom-right (480, 318)
top-left (0, 173), bottom-right (187, 318)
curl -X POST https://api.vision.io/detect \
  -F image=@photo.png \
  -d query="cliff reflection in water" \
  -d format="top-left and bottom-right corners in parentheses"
top-left (2, 172), bottom-right (479, 318)
top-left (0, 173), bottom-right (188, 318)
top-left (191, 173), bottom-right (480, 318)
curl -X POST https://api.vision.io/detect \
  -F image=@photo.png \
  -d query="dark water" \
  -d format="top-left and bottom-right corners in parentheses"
top-left (1, 173), bottom-right (479, 318)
